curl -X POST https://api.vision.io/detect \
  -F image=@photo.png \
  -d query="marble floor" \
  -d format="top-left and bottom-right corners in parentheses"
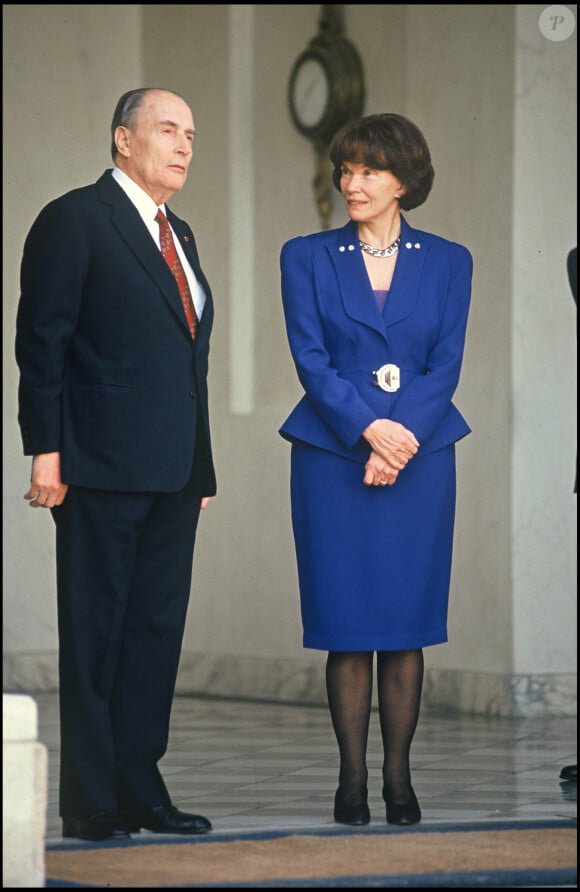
top-left (35, 691), bottom-right (576, 844)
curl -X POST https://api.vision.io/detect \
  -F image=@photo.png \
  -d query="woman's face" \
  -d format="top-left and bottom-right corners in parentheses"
top-left (339, 161), bottom-right (405, 223)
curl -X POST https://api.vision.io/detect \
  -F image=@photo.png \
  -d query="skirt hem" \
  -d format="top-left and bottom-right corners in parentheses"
top-left (302, 632), bottom-right (448, 652)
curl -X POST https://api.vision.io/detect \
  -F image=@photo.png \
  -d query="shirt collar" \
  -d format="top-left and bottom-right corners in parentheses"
top-left (111, 167), bottom-right (165, 221)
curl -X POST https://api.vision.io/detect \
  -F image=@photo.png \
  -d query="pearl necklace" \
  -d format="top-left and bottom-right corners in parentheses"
top-left (359, 235), bottom-right (401, 258)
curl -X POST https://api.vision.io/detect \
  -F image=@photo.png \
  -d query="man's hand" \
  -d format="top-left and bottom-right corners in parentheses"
top-left (24, 453), bottom-right (68, 508)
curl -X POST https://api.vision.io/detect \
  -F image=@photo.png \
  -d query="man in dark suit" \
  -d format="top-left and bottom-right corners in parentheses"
top-left (15, 88), bottom-right (217, 841)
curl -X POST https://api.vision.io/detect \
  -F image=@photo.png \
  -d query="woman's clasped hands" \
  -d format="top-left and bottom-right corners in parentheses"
top-left (362, 419), bottom-right (419, 487)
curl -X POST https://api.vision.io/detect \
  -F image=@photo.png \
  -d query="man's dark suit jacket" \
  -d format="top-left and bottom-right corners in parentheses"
top-left (16, 170), bottom-right (216, 495)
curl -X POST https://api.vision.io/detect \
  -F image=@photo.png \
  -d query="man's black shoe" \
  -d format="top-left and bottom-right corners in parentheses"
top-left (559, 764), bottom-right (577, 782)
top-left (121, 804), bottom-right (212, 835)
top-left (62, 811), bottom-right (130, 841)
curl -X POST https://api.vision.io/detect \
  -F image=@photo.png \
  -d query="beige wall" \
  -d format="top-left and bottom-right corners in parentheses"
top-left (3, 5), bottom-right (577, 716)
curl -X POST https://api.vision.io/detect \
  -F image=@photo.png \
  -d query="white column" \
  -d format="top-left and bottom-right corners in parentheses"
top-left (3, 694), bottom-right (47, 887)
top-left (228, 5), bottom-right (255, 415)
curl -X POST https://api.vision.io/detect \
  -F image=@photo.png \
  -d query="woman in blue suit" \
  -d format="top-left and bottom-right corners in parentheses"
top-left (279, 114), bottom-right (473, 827)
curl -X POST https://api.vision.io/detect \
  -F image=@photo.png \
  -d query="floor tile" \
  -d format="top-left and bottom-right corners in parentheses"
top-left (28, 692), bottom-right (577, 842)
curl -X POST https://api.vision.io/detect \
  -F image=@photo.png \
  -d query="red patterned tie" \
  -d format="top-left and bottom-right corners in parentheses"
top-left (155, 209), bottom-right (198, 339)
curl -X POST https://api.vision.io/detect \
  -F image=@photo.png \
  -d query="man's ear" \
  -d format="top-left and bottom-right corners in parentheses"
top-left (115, 126), bottom-right (131, 158)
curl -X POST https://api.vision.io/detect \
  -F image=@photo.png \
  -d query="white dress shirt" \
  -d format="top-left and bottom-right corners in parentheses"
top-left (111, 167), bottom-right (206, 319)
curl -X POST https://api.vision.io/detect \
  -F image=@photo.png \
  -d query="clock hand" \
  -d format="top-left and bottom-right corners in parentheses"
top-left (303, 76), bottom-right (318, 101)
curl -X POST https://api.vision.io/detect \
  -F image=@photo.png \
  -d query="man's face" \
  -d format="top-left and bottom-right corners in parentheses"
top-left (116, 90), bottom-right (196, 205)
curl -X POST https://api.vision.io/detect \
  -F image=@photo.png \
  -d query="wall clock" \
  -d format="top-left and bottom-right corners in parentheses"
top-left (288, 5), bottom-right (365, 227)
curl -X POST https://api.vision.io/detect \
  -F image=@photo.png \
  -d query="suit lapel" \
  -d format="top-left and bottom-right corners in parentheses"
top-left (383, 218), bottom-right (427, 328)
top-left (329, 218), bottom-right (428, 336)
top-left (98, 173), bottom-right (199, 337)
top-left (329, 223), bottom-right (385, 336)
top-left (165, 210), bottom-right (214, 343)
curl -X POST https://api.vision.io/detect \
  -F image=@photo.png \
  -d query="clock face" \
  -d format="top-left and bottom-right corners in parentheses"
top-left (289, 55), bottom-right (329, 130)
top-left (288, 39), bottom-right (365, 146)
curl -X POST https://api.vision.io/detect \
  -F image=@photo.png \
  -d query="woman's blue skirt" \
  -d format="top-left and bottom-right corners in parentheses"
top-left (290, 442), bottom-right (456, 651)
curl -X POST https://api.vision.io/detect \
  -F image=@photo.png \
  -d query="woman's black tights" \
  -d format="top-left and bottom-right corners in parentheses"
top-left (325, 649), bottom-right (424, 804)
top-left (325, 651), bottom-right (373, 805)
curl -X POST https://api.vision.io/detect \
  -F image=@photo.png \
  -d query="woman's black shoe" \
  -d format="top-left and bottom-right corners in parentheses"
top-left (333, 788), bottom-right (370, 826)
top-left (383, 786), bottom-right (421, 826)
